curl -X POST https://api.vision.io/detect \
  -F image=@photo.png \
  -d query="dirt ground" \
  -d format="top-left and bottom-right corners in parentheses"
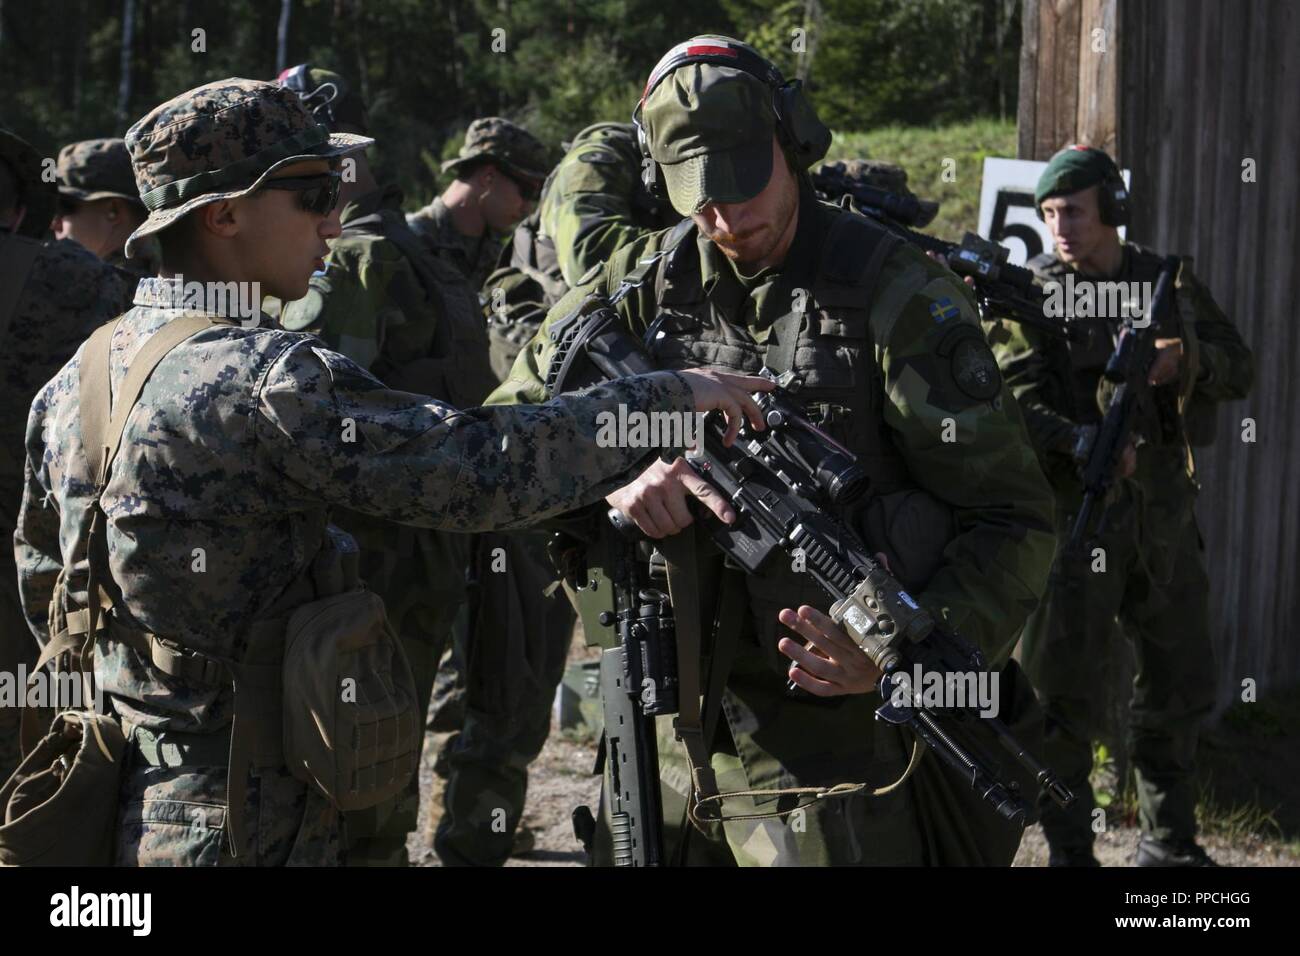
top-left (408, 720), bottom-right (1299, 868)
top-left (409, 628), bottom-right (1299, 868)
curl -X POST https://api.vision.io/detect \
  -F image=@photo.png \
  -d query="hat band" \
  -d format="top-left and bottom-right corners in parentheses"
top-left (139, 125), bottom-right (329, 211)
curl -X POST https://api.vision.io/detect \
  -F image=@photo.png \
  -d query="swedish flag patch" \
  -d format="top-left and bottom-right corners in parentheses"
top-left (929, 297), bottom-right (961, 323)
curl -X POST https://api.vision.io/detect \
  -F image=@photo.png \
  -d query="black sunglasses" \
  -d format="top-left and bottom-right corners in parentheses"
top-left (259, 171), bottom-right (342, 215)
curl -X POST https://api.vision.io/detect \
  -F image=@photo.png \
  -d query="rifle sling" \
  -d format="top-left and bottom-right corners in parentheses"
top-left (661, 528), bottom-right (923, 837)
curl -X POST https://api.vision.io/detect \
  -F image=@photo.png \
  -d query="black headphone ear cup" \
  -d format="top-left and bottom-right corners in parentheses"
top-left (1097, 177), bottom-right (1129, 228)
top-left (1110, 181), bottom-right (1130, 228)
top-left (632, 111), bottom-right (665, 200)
top-left (777, 81), bottom-right (830, 168)
top-left (642, 160), bottom-right (666, 200)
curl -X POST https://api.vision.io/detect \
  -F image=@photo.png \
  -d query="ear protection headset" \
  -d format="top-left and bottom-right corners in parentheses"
top-left (631, 37), bottom-right (831, 199)
top-left (1036, 145), bottom-right (1130, 228)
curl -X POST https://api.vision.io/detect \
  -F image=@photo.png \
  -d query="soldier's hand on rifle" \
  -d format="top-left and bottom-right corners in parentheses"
top-left (606, 457), bottom-right (737, 538)
top-left (676, 368), bottom-right (773, 446)
top-left (777, 605), bottom-right (883, 696)
top-left (1147, 337), bottom-right (1184, 386)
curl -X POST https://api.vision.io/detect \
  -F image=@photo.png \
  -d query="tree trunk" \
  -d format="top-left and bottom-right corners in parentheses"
top-left (276, 0), bottom-right (292, 75)
top-left (117, 0), bottom-right (136, 124)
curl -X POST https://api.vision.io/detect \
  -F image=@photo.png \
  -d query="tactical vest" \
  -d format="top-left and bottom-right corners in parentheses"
top-left (649, 213), bottom-right (915, 503)
top-left (348, 208), bottom-right (498, 407)
top-left (625, 212), bottom-right (954, 665)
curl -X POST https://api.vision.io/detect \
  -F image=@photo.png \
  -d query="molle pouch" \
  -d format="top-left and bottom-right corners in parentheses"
top-left (0, 711), bottom-right (126, 866)
top-left (281, 588), bottom-right (419, 812)
top-left (858, 489), bottom-right (957, 593)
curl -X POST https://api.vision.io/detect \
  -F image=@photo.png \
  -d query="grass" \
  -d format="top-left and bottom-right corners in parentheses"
top-left (1085, 687), bottom-right (1300, 845)
top-left (825, 117), bottom-right (1018, 241)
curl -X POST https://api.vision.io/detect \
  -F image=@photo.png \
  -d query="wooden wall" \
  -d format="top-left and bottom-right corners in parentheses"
top-left (1018, 0), bottom-right (1300, 710)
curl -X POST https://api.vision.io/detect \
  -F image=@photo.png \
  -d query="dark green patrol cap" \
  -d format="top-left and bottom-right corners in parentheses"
top-left (640, 39), bottom-right (778, 218)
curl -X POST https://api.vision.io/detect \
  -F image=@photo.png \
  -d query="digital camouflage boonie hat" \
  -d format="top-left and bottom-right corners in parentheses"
top-left (123, 78), bottom-right (373, 257)
top-left (0, 124), bottom-right (57, 239)
top-left (640, 61), bottom-right (776, 218)
top-left (56, 138), bottom-right (141, 205)
top-left (442, 117), bottom-right (548, 186)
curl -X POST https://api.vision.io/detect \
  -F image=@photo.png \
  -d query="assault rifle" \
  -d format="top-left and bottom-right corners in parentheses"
top-left (811, 167), bottom-right (1082, 343)
top-left (547, 298), bottom-right (1074, 865)
top-left (1066, 255), bottom-right (1181, 551)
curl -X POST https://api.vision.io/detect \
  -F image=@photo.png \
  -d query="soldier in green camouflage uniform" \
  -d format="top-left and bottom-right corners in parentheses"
top-left (415, 120), bottom-right (549, 745)
top-left (12, 78), bottom-right (764, 866)
top-left (270, 66), bottom-right (498, 866)
top-left (52, 138), bottom-right (157, 280)
top-left (432, 122), bottom-right (680, 866)
top-left (995, 146), bottom-right (1254, 867)
top-left (489, 38), bottom-right (1058, 866)
top-left (407, 117), bottom-right (548, 291)
top-left (0, 126), bottom-right (135, 785)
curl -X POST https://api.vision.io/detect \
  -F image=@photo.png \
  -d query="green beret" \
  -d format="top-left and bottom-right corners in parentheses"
top-left (1035, 145), bottom-right (1120, 206)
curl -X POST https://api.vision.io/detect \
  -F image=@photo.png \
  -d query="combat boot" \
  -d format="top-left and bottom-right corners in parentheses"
top-left (1135, 835), bottom-right (1218, 867)
top-left (1047, 844), bottom-right (1101, 867)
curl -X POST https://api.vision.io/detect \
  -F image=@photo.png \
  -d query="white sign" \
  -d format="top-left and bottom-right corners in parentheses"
top-left (978, 157), bottom-right (1129, 266)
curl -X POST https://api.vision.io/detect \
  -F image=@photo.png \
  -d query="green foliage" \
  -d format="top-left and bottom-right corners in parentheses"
top-left (0, 0), bottom-right (1019, 209)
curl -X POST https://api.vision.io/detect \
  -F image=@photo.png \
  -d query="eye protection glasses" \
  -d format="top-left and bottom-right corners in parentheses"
top-left (259, 170), bottom-right (342, 215)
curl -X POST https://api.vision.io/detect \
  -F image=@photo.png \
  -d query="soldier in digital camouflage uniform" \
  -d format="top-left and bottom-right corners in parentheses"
top-left (0, 126), bottom-right (135, 786)
top-left (431, 121), bottom-right (680, 866)
top-left (489, 37), bottom-right (1058, 866)
top-left (407, 117), bottom-right (548, 292)
top-left (266, 65), bottom-right (499, 867)
top-left (995, 146), bottom-right (1254, 867)
top-left (52, 138), bottom-right (158, 280)
top-left (12, 78), bottom-right (766, 866)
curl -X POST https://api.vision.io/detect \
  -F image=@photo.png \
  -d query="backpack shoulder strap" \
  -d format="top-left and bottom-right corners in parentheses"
top-left (79, 313), bottom-right (222, 485)
top-left (66, 313), bottom-right (227, 710)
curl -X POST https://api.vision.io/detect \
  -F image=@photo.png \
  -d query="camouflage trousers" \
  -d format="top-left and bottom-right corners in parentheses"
top-left (0, 544), bottom-right (35, 786)
top-left (342, 521), bottom-right (470, 866)
top-left (591, 635), bottom-right (933, 867)
top-left (114, 739), bottom-right (340, 866)
top-left (1020, 469), bottom-right (1216, 850)
top-left (433, 529), bottom-right (575, 867)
